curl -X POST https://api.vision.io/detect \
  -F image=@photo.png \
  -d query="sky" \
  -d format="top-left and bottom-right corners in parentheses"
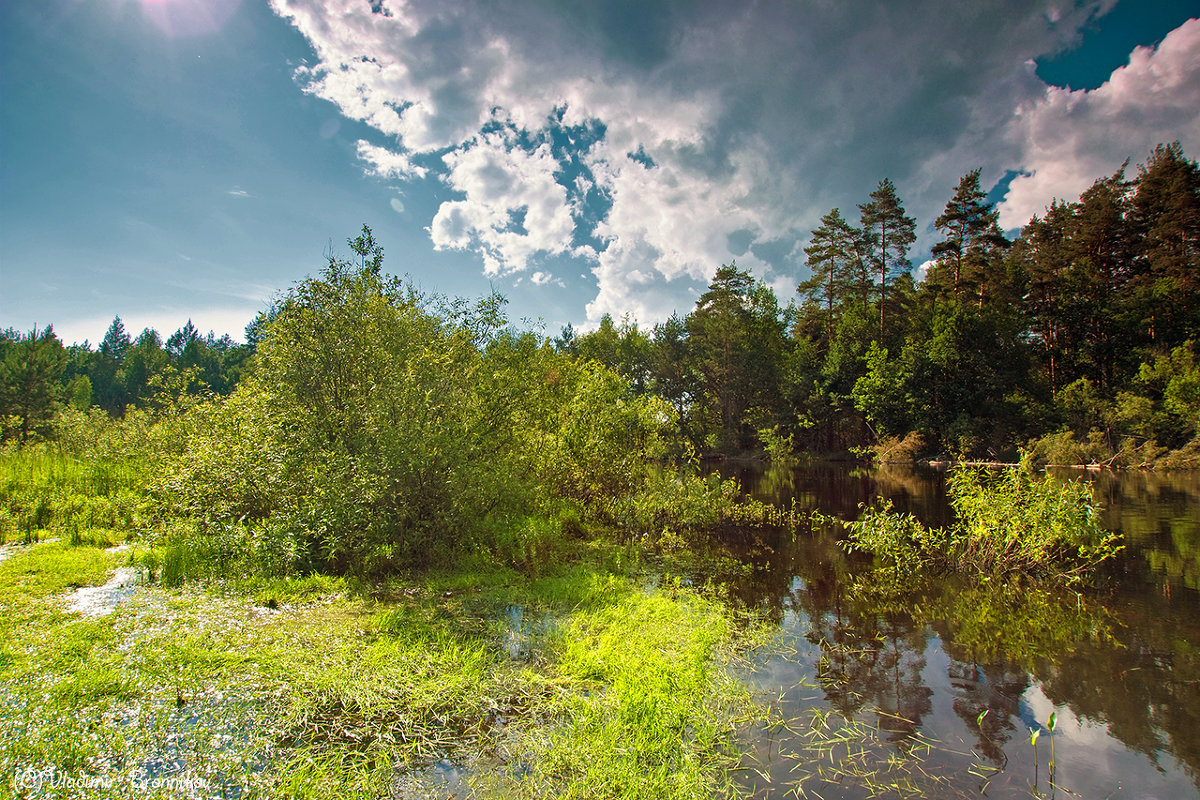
top-left (2, 0), bottom-right (1199, 346)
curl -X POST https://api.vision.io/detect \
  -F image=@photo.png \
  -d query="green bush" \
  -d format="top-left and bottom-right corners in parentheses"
top-left (846, 455), bottom-right (1121, 583)
top-left (160, 234), bottom-right (679, 577)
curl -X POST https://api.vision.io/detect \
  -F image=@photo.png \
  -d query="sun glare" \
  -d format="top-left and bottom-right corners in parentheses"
top-left (137, 0), bottom-right (242, 37)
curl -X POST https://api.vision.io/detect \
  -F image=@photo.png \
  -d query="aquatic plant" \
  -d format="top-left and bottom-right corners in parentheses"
top-left (846, 454), bottom-right (1122, 583)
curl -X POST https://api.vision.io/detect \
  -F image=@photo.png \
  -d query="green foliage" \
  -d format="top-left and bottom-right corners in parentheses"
top-left (601, 468), bottom-right (805, 539)
top-left (845, 498), bottom-right (944, 576)
top-left (852, 341), bottom-right (913, 438)
top-left (1028, 428), bottom-right (1112, 466)
top-left (0, 326), bottom-right (68, 442)
top-left (13, 143), bottom-right (1200, 466)
top-left (846, 457), bottom-right (1121, 582)
top-left (757, 424), bottom-right (798, 465)
top-left (514, 588), bottom-right (758, 800)
top-left (928, 168), bottom-right (1010, 303)
top-left (57, 314), bottom-right (250, 419)
top-left (800, 207), bottom-right (872, 334)
top-left (859, 177), bottom-right (917, 341)
top-left (161, 229), bottom-right (684, 577)
top-left (687, 264), bottom-right (787, 452)
top-left (945, 458), bottom-right (1120, 579)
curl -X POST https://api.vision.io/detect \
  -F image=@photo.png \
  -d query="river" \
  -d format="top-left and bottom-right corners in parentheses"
top-left (712, 462), bottom-right (1200, 799)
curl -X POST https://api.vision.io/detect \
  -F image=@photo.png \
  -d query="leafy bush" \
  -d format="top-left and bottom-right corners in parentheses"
top-left (845, 499), bottom-right (945, 576)
top-left (160, 232), bottom-right (680, 577)
top-left (846, 455), bottom-right (1121, 583)
top-left (1027, 428), bottom-right (1112, 466)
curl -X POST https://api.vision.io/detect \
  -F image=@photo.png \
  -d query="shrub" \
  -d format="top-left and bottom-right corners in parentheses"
top-left (160, 232), bottom-right (679, 577)
top-left (871, 431), bottom-right (925, 464)
top-left (846, 455), bottom-right (1121, 583)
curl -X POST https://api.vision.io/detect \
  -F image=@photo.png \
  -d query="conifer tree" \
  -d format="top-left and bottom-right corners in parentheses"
top-left (930, 169), bottom-right (1009, 304)
top-left (1130, 142), bottom-right (1200, 349)
top-left (859, 179), bottom-right (916, 341)
top-left (800, 207), bottom-right (870, 339)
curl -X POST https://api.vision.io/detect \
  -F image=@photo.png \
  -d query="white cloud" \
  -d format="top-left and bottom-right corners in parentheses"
top-left (356, 139), bottom-right (428, 180)
top-left (998, 18), bottom-right (1200, 229)
top-left (271, 0), bottom-right (1197, 326)
top-left (583, 140), bottom-right (777, 322)
top-left (227, 188), bottom-right (251, 198)
top-left (429, 131), bottom-right (576, 275)
top-left (530, 270), bottom-right (564, 288)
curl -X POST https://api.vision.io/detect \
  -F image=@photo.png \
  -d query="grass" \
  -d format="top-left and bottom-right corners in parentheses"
top-left (0, 444), bottom-right (148, 545)
top-left (0, 530), bottom-right (771, 799)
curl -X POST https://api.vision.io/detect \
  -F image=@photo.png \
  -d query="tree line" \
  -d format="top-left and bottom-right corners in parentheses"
top-left (3, 142), bottom-right (1198, 465)
top-left (560, 142), bottom-right (1200, 465)
top-left (0, 317), bottom-right (251, 441)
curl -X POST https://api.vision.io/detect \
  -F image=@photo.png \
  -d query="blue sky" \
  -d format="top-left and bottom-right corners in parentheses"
top-left (2, 0), bottom-right (1198, 345)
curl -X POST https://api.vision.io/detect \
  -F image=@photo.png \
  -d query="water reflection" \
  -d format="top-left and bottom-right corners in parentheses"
top-left (713, 461), bottom-right (1200, 799)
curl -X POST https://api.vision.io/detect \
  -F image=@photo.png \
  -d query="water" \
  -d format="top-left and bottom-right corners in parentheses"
top-left (715, 461), bottom-right (1200, 799)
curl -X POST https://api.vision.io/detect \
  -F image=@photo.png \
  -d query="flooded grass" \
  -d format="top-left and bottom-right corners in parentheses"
top-left (0, 536), bottom-right (775, 799)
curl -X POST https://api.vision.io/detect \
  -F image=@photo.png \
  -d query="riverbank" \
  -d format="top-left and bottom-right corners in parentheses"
top-left (0, 535), bottom-right (772, 799)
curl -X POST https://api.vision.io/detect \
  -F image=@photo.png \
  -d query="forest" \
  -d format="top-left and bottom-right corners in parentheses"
top-left (4, 143), bottom-right (1199, 469)
top-left (1, 145), bottom-right (1195, 800)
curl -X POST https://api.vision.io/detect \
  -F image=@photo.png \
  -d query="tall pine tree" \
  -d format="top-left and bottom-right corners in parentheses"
top-left (800, 207), bottom-right (870, 339)
top-left (929, 169), bottom-right (1009, 304)
top-left (859, 179), bottom-right (916, 341)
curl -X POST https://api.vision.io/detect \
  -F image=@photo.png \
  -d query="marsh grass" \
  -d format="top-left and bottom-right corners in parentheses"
top-left (778, 707), bottom-right (947, 799)
top-left (0, 436), bottom-right (785, 799)
top-left (491, 586), bottom-right (766, 800)
top-left (0, 532), bottom-right (774, 800)
top-left (0, 445), bottom-right (148, 545)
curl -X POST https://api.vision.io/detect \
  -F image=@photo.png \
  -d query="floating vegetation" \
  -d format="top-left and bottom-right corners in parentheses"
top-left (779, 708), bottom-right (947, 799)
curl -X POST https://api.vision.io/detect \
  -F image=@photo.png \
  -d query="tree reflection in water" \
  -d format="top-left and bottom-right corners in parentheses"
top-left (709, 461), bottom-right (1200, 799)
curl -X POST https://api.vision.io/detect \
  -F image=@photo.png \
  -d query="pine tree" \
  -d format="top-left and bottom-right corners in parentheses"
top-left (859, 179), bottom-right (916, 341)
top-left (930, 169), bottom-right (1009, 304)
top-left (99, 316), bottom-right (131, 362)
top-left (1130, 142), bottom-right (1200, 349)
top-left (0, 327), bottom-right (67, 441)
top-left (800, 208), bottom-right (870, 339)
top-left (1070, 166), bottom-right (1134, 390)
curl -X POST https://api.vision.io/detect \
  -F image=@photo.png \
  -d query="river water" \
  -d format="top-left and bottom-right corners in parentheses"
top-left (713, 462), bottom-right (1200, 800)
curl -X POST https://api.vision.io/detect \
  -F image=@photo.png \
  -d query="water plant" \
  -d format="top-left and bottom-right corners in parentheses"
top-left (1048, 711), bottom-right (1057, 791)
top-left (845, 454), bottom-right (1122, 583)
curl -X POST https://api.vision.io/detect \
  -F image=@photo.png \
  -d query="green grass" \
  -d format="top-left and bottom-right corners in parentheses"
top-left (0, 535), bottom-right (770, 799)
top-left (503, 587), bottom-right (760, 799)
top-left (0, 434), bottom-right (777, 799)
top-left (0, 444), bottom-right (148, 545)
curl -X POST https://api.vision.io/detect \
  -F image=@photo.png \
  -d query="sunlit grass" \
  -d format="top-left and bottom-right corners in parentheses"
top-left (0, 533), bottom-right (772, 799)
top-left (0, 444), bottom-right (148, 545)
top-left (0, 436), bottom-right (780, 799)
